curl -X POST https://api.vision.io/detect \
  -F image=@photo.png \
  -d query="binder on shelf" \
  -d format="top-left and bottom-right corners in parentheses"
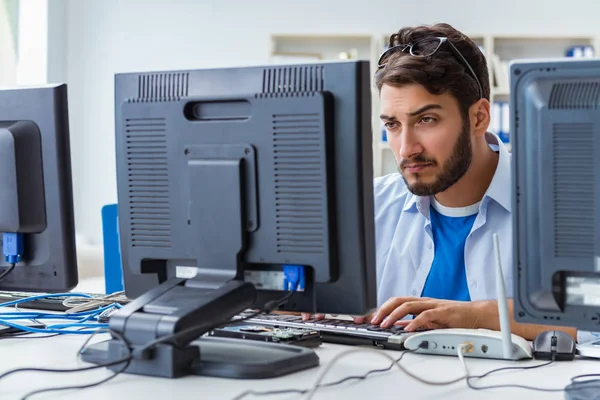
top-left (501, 102), bottom-right (510, 144)
top-left (491, 101), bottom-right (510, 144)
top-left (491, 54), bottom-right (508, 90)
top-left (566, 45), bottom-right (594, 58)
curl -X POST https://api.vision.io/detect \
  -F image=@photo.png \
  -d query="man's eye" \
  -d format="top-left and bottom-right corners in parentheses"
top-left (385, 122), bottom-right (398, 129)
top-left (420, 117), bottom-right (436, 124)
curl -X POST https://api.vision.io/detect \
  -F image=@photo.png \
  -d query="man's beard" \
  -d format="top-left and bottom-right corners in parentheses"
top-left (398, 123), bottom-right (472, 196)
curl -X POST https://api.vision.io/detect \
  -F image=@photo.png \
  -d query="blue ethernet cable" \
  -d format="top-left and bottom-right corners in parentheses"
top-left (0, 292), bottom-right (94, 308)
top-left (0, 318), bottom-right (108, 334)
top-left (0, 292), bottom-right (121, 336)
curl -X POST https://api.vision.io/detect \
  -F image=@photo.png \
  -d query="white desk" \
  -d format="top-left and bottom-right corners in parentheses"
top-left (0, 329), bottom-right (598, 400)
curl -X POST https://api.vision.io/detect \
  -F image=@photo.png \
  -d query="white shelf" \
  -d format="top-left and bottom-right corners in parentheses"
top-left (492, 87), bottom-right (510, 97)
top-left (270, 32), bottom-right (597, 178)
top-left (378, 141), bottom-right (390, 152)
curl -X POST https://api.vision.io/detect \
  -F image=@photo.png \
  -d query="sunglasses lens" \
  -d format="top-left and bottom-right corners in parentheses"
top-left (378, 46), bottom-right (400, 68)
top-left (410, 38), bottom-right (443, 57)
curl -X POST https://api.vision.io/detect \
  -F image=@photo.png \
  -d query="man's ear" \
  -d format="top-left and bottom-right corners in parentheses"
top-left (470, 98), bottom-right (491, 137)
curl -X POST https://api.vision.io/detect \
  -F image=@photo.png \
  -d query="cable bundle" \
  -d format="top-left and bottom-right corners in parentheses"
top-left (0, 292), bottom-right (125, 335)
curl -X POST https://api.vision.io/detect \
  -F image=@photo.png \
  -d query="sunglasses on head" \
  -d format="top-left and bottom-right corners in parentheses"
top-left (377, 36), bottom-right (483, 99)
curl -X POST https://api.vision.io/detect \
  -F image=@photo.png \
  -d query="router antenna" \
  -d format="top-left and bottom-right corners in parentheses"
top-left (493, 232), bottom-right (513, 359)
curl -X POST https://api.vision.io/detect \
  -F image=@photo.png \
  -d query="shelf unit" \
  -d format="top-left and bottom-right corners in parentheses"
top-left (269, 33), bottom-right (598, 177)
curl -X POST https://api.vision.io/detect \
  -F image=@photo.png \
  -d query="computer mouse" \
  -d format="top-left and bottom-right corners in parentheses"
top-left (532, 330), bottom-right (576, 361)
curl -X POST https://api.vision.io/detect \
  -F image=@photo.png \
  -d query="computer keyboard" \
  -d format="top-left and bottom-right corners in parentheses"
top-left (234, 312), bottom-right (424, 350)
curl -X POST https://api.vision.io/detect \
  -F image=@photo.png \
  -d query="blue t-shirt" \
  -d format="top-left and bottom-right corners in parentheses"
top-left (421, 198), bottom-right (479, 301)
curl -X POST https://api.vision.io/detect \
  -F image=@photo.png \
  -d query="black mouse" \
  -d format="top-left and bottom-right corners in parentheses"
top-left (532, 330), bottom-right (576, 361)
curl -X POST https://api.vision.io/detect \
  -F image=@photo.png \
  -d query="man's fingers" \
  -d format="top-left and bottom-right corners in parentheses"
top-left (371, 297), bottom-right (424, 325)
top-left (353, 314), bottom-right (374, 324)
top-left (302, 313), bottom-right (326, 320)
top-left (405, 309), bottom-right (443, 331)
top-left (379, 301), bottom-right (438, 328)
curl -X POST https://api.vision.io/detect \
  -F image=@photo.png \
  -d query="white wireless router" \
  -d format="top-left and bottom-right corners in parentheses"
top-left (398, 233), bottom-right (533, 360)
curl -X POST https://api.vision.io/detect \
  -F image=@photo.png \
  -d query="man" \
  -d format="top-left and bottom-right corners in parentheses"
top-left (305, 23), bottom-right (577, 341)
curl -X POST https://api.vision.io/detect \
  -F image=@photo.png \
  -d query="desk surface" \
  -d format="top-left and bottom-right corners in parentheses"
top-left (0, 329), bottom-right (598, 400)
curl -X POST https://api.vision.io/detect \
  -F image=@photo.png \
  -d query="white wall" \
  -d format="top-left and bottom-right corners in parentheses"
top-left (46, 0), bottom-right (67, 84)
top-left (0, 0), bottom-right (18, 85)
top-left (16, 0), bottom-right (48, 84)
top-left (54, 0), bottom-right (600, 245)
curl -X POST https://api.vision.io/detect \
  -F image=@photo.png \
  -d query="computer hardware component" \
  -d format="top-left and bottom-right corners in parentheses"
top-left (510, 58), bottom-right (600, 331)
top-left (402, 328), bottom-right (532, 360)
top-left (209, 324), bottom-right (322, 348)
top-left (532, 329), bottom-right (576, 361)
top-left (85, 307), bottom-right (416, 349)
top-left (81, 60), bottom-right (377, 379)
top-left (404, 233), bottom-right (533, 360)
top-left (510, 56), bottom-right (600, 395)
top-left (81, 335), bottom-right (318, 380)
top-left (0, 84), bottom-right (77, 292)
top-left (234, 313), bottom-right (423, 350)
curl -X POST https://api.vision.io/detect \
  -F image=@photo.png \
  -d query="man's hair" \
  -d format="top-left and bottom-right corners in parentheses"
top-left (375, 23), bottom-right (490, 121)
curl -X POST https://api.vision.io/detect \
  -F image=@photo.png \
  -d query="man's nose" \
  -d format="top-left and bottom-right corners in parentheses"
top-left (399, 128), bottom-right (423, 160)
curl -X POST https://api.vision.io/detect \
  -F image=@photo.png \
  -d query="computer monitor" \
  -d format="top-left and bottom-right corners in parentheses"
top-left (0, 84), bottom-right (78, 292)
top-left (511, 58), bottom-right (600, 332)
top-left (82, 60), bottom-right (377, 378)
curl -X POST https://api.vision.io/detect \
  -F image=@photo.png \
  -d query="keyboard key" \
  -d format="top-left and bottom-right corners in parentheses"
top-left (366, 326), bottom-right (388, 332)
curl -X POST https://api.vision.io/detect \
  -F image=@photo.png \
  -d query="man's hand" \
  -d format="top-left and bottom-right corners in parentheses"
top-left (371, 297), bottom-right (482, 331)
top-left (301, 313), bottom-right (374, 324)
top-left (301, 313), bottom-right (323, 320)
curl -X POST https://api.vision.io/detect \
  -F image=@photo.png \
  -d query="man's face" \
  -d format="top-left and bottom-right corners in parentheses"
top-left (379, 83), bottom-right (472, 196)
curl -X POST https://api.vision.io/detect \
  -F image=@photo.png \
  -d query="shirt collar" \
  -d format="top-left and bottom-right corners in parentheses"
top-left (483, 131), bottom-right (512, 212)
top-left (402, 131), bottom-right (512, 215)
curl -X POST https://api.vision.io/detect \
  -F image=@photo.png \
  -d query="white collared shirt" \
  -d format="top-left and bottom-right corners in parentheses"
top-left (374, 132), bottom-right (513, 305)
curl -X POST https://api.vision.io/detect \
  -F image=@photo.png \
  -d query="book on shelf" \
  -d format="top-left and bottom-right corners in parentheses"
top-left (491, 101), bottom-right (510, 145)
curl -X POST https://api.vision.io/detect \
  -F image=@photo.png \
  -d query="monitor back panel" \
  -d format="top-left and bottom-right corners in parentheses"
top-left (115, 61), bottom-right (377, 316)
top-left (511, 59), bottom-right (600, 330)
top-left (0, 84), bottom-right (77, 292)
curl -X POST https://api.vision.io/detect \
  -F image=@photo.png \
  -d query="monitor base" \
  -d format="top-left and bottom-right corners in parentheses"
top-left (81, 335), bottom-right (319, 379)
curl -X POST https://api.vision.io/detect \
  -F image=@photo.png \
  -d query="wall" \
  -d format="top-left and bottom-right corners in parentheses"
top-left (16, 0), bottom-right (48, 84)
top-left (55, 0), bottom-right (600, 245)
top-left (0, 0), bottom-right (18, 84)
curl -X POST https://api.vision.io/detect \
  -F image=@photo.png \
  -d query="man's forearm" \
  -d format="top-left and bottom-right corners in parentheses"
top-left (474, 299), bottom-right (578, 341)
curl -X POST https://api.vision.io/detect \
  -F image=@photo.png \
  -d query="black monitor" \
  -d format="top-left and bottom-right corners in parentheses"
top-left (82, 60), bottom-right (377, 378)
top-left (0, 84), bottom-right (78, 292)
top-left (511, 58), bottom-right (600, 331)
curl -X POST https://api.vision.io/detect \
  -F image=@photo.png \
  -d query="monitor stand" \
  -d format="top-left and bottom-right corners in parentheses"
top-left (80, 278), bottom-right (319, 379)
top-left (81, 145), bottom-right (320, 378)
top-left (82, 334), bottom-right (319, 379)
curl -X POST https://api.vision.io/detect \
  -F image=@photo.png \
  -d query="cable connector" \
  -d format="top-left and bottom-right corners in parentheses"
top-left (461, 342), bottom-right (474, 353)
top-left (2, 232), bottom-right (24, 264)
top-left (283, 264), bottom-right (305, 291)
